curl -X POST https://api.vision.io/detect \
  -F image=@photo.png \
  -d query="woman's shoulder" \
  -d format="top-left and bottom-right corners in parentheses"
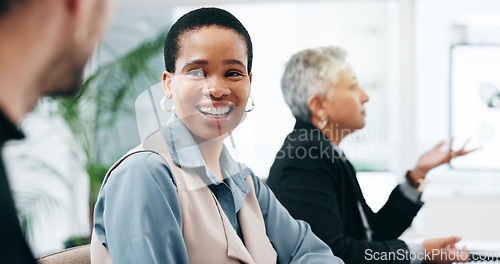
top-left (116, 151), bottom-right (166, 167)
top-left (107, 151), bottom-right (176, 189)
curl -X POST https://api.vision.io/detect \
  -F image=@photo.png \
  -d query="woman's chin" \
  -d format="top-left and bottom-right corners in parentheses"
top-left (188, 119), bottom-right (237, 142)
top-left (191, 129), bottom-right (231, 143)
top-left (178, 110), bottom-right (243, 142)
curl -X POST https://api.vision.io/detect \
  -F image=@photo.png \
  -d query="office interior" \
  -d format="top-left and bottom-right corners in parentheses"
top-left (4, 0), bottom-right (500, 257)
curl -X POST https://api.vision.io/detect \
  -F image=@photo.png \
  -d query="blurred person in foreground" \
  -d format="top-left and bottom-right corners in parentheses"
top-left (91, 7), bottom-right (343, 264)
top-left (267, 46), bottom-right (475, 264)
top-left (0, 0), bottom-right (113, 262)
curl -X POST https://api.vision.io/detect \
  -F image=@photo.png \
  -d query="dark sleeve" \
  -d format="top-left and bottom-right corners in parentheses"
top-left (0, 164), bottom-right (37, 264)
top-left (251, 174), bottom-right (344, 264)
top-left (370, 185), bottom-right (423, 240)
top-left (275, 150), bottom-right (411, 264)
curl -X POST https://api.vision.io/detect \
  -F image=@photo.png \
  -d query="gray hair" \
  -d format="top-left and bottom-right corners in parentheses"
top-left (281, 46), bottom-right (348, 122)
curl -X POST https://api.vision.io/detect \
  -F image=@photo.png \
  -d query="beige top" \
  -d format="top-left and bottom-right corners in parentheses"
top-left (90, 131), bottom-right (277, 264)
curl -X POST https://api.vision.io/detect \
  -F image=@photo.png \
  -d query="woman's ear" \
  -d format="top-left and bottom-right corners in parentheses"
top-left (307, 94), bottom-right (326, 119)
top-left (163, 71), bottom-right (173, 98)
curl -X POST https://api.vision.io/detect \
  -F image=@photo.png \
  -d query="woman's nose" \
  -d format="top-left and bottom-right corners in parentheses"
top-left (360, 87), bottom-right (370, 103)
top-left (201, 77), bottom-right (230, 98)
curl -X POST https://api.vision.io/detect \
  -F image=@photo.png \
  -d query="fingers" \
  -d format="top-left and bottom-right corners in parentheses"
top-left (440, 248), bottom-right (469, 263)
top-left (451, 235), bottom-right (462, 244)
top-left (456, 138), bottom-right (471, 156)
top-left (456, 146), bottom-right (481, 157)
top-left (457, 148), bottom-right (479, 156)
top-left (460, 138), bottom-right (471, 151)
top-left (447, 137), bottom-right (481, 158)
top-left (424, 237), bottom-right (468, 263)
top-left (449, 247), bottom-right (469, 263)
top-left (441, 236), bottom-right (462, 247)
top-left (460, 246), bottom-right (470, 262)
top-left (449, 243), bottom-right (458, 251)
top-left (442, 236), bottom-right (465, 262)
top-left (434, 140), bottom-right (446, 150)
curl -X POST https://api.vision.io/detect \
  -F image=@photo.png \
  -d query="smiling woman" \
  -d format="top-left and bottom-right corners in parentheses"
top-left (90, 7), bottom-right (343, 264)
top-left (162, 25), bottom-right (251, 143)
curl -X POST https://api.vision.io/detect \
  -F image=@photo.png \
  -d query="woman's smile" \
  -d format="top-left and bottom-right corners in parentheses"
top-left (195, 102), bottom-right (236, 126)
top-left (163, 25), bottom-right (251, 140)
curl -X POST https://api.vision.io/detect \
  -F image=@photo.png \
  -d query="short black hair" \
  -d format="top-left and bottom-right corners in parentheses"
top-left (164, 7), bottom-right (253, 73)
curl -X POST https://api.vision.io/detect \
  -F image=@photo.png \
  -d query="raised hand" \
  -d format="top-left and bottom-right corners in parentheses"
top-left (417, 138), bottom-right (477, 172)
top-left (407, 139), bottom-right (479, 189)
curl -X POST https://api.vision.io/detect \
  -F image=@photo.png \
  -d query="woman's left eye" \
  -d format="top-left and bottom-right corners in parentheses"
top-left (226, 71), bottom-right (245, 78)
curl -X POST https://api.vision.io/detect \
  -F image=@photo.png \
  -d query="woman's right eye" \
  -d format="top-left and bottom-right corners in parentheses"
top-left (186, 69), bottom-right (206, 78)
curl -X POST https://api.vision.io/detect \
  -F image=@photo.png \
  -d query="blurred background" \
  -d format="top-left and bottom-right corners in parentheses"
top-left (4, 0), bottom-right (500, 257)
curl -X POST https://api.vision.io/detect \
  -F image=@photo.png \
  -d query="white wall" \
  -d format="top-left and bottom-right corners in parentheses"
top-left (423, 196), bottom-right (500, 239)
top-left (415, 0), bottom-right (500, 194)
top-left (406, 0), bottom-right (500, 241)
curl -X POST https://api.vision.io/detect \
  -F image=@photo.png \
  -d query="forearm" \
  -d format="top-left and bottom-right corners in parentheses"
top-left (372, 185), bottom-right (423, 239)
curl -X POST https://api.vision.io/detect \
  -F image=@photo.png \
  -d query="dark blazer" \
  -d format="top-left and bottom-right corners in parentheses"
top-left (0, 110), bottom-right (37, 264)
top-left (267, 119), bottom-right (423, 264)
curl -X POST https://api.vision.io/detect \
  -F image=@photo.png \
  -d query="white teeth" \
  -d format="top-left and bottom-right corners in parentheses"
top-left (199, 106), bottom-right (231, 116)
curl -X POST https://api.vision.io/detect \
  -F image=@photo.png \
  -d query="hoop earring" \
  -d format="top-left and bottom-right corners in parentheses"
top-left (245, 96), bottom-right (255, 112)
top-left (318, 116), bottom-right (328, 129)
top-left (160, 96), bottom-right (175, 112)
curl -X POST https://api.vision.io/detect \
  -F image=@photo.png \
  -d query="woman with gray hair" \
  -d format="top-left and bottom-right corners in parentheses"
top-left (267, 46), bottom-right (474, 264)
